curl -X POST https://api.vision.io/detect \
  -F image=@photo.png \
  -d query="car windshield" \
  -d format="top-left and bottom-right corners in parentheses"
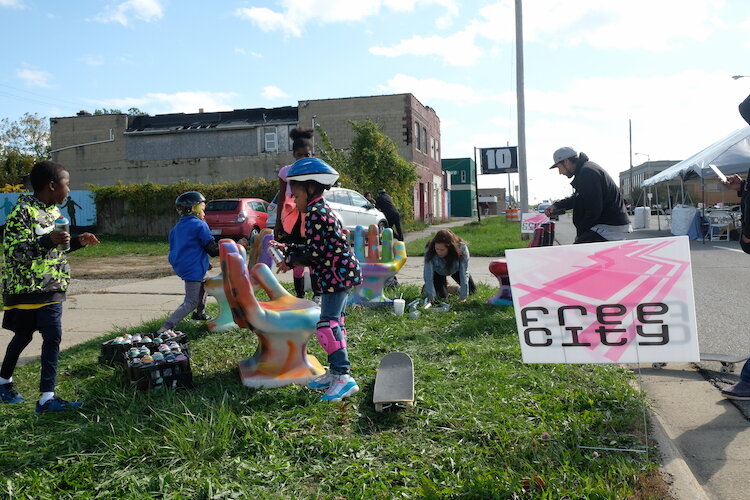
top-left (206, 201), bottom-right (239, 211)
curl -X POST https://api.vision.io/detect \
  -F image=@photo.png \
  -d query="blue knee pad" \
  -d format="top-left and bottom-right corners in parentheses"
top-left (317, 320), bottom-right (346, 355)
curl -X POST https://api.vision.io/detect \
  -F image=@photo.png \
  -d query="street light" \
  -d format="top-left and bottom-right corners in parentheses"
top-left (634, 152), bottom-right (650, 164)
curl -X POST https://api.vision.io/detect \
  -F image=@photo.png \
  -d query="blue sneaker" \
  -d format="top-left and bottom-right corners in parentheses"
top-left (320, 374), bottom-right (359, 402)
top-left (35, 396), bottom-right (83, 414)
top-left (0, 382), bottom-right (24, 404)
top-left (721, 380), bottom-right (750, 401)
top-left (307, 370), bottom-right (336, 391)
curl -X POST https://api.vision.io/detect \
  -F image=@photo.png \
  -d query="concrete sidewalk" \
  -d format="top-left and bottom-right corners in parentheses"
top-left (2, 215), bottom-right (748, 499)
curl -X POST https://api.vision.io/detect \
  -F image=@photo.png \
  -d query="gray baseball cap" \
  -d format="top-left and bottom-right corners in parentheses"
top-left (550, 147), bottom-right (577, 169)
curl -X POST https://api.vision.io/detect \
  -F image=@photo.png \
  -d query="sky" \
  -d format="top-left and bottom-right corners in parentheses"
top-left (2, 0), bottom-right (750, 204)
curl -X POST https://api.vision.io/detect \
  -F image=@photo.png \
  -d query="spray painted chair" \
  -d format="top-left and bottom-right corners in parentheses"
top-left (205, 229), bottom-right (276, 333)
top-left (707, 210), bottom-right (733, 241)
top-left (488, 222), bottom-right (555, 306)
top-left (348, 224), bottom-right (408, 306)
top-left (219, 239), bottom-right (325, 388)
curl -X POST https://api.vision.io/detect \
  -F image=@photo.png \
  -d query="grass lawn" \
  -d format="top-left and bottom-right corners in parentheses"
top-left (66, 235), bottom-right (170, 260)
top-left (0, 282), bottom-right (659, 499)
top-left (406, 216), bottom-right (529, 256)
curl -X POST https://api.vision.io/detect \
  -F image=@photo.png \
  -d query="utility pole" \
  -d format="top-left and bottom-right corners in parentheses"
top-left (515, 0), bottom-right (528, 216)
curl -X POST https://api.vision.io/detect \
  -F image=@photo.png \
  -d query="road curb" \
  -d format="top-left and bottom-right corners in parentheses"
top-left (648, 402), bottom-right (711, 500)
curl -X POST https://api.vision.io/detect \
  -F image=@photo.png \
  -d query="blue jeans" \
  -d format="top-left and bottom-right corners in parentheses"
top-left (1, 302), bottom-right (64, 393)
top-left (319, 290), bottom-right (351, 375)
top-left (740, 360), bottom-right (750, 383)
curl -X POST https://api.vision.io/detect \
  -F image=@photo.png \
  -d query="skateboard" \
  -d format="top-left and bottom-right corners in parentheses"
top-left (694, 353), bottom-right (749, 374)
top-left (373, 352), bottom-right (415, 412)
top-left (651, 353), bottom-right (749, 373)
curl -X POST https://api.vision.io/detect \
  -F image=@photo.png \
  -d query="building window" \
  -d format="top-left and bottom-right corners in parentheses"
top-left (435, 140), bottom-right (439, 161)
top-left (265, 128), bottom-right (277, 152)
top-left (422, 126), bottom-right (427, 153)
top-left (461, 170), bottom-right (467, 183)
top-left (414, 122), bottom-right (420, 151)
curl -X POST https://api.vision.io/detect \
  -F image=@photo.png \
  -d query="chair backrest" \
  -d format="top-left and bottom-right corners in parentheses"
top-left (709, 210), bottom-right (732, 223)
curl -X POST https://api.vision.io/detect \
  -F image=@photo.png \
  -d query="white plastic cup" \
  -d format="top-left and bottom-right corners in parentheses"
top-left (393, 298), bottom-right (406, 316)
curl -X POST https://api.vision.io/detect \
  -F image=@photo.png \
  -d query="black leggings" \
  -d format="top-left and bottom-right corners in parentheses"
top-left (432, 272), bottom-right (477, 299)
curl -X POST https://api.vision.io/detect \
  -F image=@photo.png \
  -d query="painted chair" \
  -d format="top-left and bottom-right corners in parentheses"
top-left (348, 224), bottom-right (407, 306)
top-left (206, 229), bottom-right (276, 333)
top-left (219, 239), bottom-right (325, 388)
top-left (488, 222), bottom-right (556, 307)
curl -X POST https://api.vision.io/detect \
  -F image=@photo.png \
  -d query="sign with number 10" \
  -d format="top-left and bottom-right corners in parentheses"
top-left (480, 147), bottom-right (518, 174)
top-left (505, 236), bottom-right (699, 364)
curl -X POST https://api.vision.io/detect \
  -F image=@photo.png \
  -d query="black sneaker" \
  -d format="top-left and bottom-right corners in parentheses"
top-left (0, 382), bottom-right (24, 404)
top-left (35, 396), bottom-right (83, 414)
top-left (191, 312), bottom-right (212, 321)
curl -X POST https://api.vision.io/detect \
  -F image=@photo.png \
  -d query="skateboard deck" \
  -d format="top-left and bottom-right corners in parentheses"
top-left (695, 352), bottom-right (750, 373)
top-left (373, 352), bottom-right (414, 412)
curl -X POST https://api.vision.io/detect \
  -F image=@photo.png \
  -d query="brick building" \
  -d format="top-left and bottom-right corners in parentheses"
top-left (50, 93), bottom-right (444, 222)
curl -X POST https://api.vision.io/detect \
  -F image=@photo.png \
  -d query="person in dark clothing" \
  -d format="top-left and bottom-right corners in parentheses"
top-left (375, 188), bottom-right (404, 241)
top-left (719, 94), bottom-right (750, 401)
top-left (545, 147), bottom-right (631, 244)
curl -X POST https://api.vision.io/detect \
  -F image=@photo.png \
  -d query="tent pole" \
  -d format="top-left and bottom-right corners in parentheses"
top-left (702, 180), bottom-right (706, 243)
top-left (656, 187), bottom-right (661, 231)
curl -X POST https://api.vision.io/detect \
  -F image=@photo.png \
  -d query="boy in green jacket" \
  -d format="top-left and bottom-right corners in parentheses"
top-left (0, 160), bottom-right (99, 413)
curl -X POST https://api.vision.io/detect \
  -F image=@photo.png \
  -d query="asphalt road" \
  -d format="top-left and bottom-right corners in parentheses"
top-left (552, 214), bottom-right (750, 358)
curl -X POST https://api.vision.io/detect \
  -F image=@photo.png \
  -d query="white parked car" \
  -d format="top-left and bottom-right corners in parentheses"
top-left (266, 187), bottom-right (388, 233)
top-left (324, 187), bottom-right (388, 232)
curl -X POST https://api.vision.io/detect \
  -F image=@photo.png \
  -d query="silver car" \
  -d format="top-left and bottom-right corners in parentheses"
top-left (324, 187), bottom-right (388, 232)
top-left (266, 187), bottom-right (388, 232)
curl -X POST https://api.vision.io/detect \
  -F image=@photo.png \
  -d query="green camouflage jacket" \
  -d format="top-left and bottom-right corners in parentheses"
top-left (2, 194), bottom-right (70, 303)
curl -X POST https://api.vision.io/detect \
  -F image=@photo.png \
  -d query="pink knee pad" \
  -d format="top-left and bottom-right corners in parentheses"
top-left (316, 320), bottom-right (346, 354)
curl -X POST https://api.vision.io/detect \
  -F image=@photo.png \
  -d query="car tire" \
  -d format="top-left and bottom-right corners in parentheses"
top-left (248, 226), bottom-right (260, 242)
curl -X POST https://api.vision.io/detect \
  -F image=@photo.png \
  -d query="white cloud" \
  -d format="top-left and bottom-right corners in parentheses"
top-left (96, 91), bottom-right (238, 114)
top-left (235, 0), bottom-right (458, 36)
top-left (17, 67), bottom-right (52, 88)
top-left (81, 55), bottom-right (105, 66)
top-left (0, 0), bottom-right (24, 9)
top-left (370, 28), bottom-right (481, 66)
top-left (379, 73), bottom-right (511, 105)
top-left (93, 0), bottom-right (164, 26)
top-left (262, 86), bottom-right (288, 100)
top-left (371, 0), bottom-right (728, 67)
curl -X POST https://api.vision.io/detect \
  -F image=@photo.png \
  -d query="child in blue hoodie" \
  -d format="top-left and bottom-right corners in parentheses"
top-left (157, 191), bottom-right (219, 333)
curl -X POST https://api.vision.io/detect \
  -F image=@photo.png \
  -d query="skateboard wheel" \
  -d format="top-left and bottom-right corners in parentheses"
top-left (721, 364), bottom-right (734, 374)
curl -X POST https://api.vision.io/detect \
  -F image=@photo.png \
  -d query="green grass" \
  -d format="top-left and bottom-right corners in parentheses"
top-left (0, 283), bottom-right (658, 499)
top-left (406, 215), bottom-right (528, 256)
top-left (67, 235), bottom-right (170, 259)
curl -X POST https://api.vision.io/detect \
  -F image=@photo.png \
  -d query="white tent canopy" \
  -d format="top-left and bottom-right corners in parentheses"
top-left (642, 126), bottom-right (750, 187)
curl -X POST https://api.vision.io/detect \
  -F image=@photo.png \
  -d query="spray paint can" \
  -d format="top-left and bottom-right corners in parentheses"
top-left (268, 246), bottom-right (285, 265)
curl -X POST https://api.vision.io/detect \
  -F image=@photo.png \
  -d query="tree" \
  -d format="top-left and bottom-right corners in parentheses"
top-left (0, 112), bottom-right (50, 186)
top-left (0, 112), bottom-right (50, 159)
top-left (316, 119), bottom-right (418, 219)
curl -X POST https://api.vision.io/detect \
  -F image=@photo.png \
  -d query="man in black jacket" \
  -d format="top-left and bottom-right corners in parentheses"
top-left (719, 94), bottom-right (750, 400)
top-left (545, 147), bottom-right (631, 244)
top-left (375, 189), bottom-right (404, 241)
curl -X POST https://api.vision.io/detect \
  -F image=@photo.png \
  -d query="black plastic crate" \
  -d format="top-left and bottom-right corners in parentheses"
top-left (98, 340), bottom-right (130, 366)
top-left (127, 355), bottom-right (193, 390)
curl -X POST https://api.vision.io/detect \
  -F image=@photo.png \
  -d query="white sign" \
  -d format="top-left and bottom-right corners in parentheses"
top-left (521, 212), bottom-right (550, 234)
top-left (505, 236), bottom-right (699, 364)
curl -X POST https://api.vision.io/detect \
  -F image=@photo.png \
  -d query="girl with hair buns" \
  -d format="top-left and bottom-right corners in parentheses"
top-left (423, 229), bottom-right (476, 302)
top-left (275, 128), bottom-right (321, 302)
